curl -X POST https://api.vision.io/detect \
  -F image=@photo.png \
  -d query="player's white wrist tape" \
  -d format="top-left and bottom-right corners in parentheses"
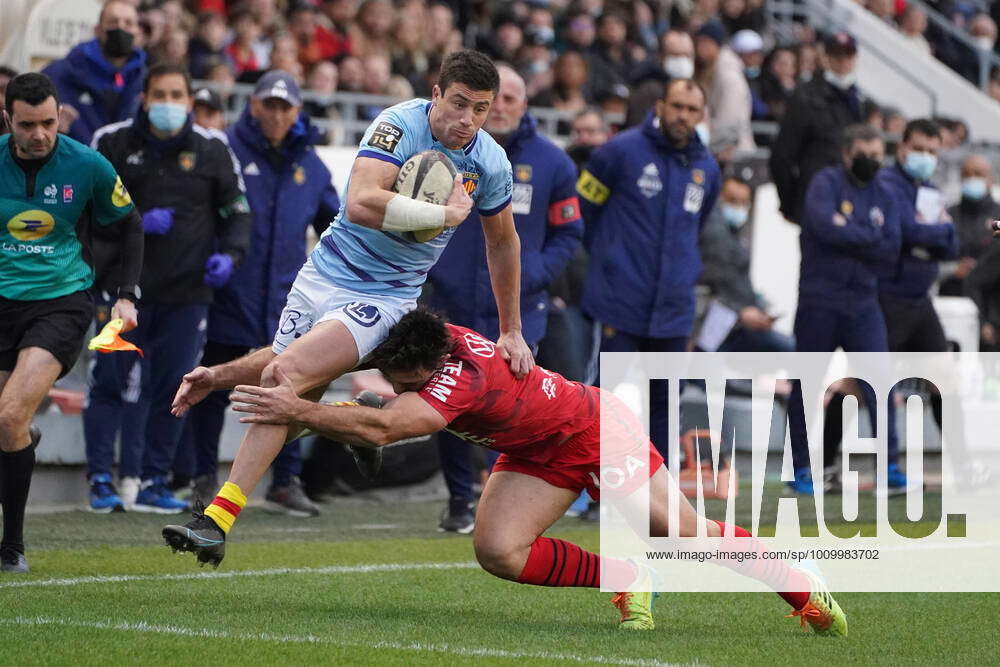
top-left (382, 194), bottom-right (446, 232)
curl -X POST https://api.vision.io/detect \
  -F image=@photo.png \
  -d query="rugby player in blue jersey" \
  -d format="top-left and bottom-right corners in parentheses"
top-left (165, 50), bottom-right (531, 562)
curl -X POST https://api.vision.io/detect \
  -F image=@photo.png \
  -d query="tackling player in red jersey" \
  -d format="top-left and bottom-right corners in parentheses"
top-left (174, 310), bottom-right (848, 635)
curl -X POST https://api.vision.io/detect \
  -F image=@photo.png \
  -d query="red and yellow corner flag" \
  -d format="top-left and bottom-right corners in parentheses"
top-left (88, 318), bottom-right (143, 357)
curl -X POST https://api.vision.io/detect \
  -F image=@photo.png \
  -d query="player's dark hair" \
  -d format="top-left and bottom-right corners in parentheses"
top-left (372, 309), bottom-right (453, 373)
top-left (841, 123), bottom-right (881, 150)
top-left (663, 77), bottom-right (706, 106)
top-left (437, 50), bottom-right (500, 95)
top-left (4, 72), bottom-right (58, 115)
top-left (144, 63), bottom-right (193, 95)
top-left (903, 118), bottom-right (940, 143)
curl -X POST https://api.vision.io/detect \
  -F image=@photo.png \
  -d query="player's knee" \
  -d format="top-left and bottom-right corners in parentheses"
top-left (0, 408), bottom-right (30, 451)
top-left (473, 537), bottom-right (523, 581)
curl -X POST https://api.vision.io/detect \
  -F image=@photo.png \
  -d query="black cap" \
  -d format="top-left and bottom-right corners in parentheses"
top-left (253, 70), bottom-right (303, 106)
top-left (192, 87), bottom-right (223, 112)
top-left (824, 31), bottom-right (858, 57)
top-left (695, 20), bottom-right (728, 46)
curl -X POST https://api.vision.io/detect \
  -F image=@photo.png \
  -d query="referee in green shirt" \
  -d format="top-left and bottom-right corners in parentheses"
top-left (0, 73), bottom-right (143, 573)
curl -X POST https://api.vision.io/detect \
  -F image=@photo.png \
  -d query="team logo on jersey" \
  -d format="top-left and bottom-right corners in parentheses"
top-left (870, 206), bottom-right (885, 227)
top-left (343, 302), bottom-right (381, 327)
top-left (63, 185), bottom-right (73, 203)
top-left (840, 200), bottom-right (854, 215)
top-left (515, 164), bottom-right (532, 182)
top-left (43, 184), bottom-right (58, 204)
top-left (368, 121), bottom-right (404, 153)
top-left (692, 169), bottom-right (705, 185)
top-left (637, 163), bottom-right (662, 198)
top-left (112, 176), bottom-right (132, 207)
top-left (178, 151), bottom-right (196, 171)
top-left (463, 331), bottom-right (495, 358)
top-left (294, 165), bottom-right (306, 185)
top-left (541, 376), bottom-right (557, 400)
top-left (7, 209), bottom-right (55, 241)
top-left (462, 171), bottom-right (480, 195)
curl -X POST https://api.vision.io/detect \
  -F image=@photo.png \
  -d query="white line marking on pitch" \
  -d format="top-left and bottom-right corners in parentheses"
top-left (0, 616), bottom-right (682, 667)
top-left (0, 561), bottom-right (479, 589)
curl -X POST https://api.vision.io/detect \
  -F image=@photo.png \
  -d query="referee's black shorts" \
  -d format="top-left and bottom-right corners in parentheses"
top-left (0, 290), bottom-right (94, 378)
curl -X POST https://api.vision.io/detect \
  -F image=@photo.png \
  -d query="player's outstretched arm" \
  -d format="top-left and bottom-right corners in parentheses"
top-left (482, 205), bottom-right (533, 377)
top-left (231, 366), bottom-right (447, 446)
top-left (346, 157), bottom-right (471, 231)
top-left (171, 347), bottom-right (276, 417)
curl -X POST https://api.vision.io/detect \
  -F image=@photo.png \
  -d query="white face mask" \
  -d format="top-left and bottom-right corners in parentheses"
top-left (824, 69), bottom-right (857, 90)
top-left (975, 36), bottom-right (995, 51)
top-left (663, 55), bottom-right (695, 79)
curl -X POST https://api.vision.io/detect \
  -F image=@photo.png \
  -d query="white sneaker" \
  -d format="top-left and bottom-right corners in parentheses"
top-left (119, 476), bottom-right (140, 510)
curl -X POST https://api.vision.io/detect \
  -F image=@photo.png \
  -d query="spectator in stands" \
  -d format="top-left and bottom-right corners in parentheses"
top-left (85, 64), bottom-right (252, 513)
top-left (427, 2), bottom-right (457, 54)
top-left (695, 21), bottom-right (755, 151)
top-left (486, 13), bottom-right (524, 63)
top-left (587, 11), bottom-right (636, 100)
top-left (318, 0), bottom-right (357, 59)
top-left (267, 34), bottom-right (304, 83)
top-left (249, 0), bottom-right (282, 36)
top-left (337, 55), bottom-right (365, 92)
top-left (789, 124), bottom-right (902, 494)
top-left (139, 5), bottom-right (167, 55)
top-left (970, 13), bottom-right (998, 54)
top-left (758, 45), bottom-right (797, 121)
top-left (391, 3), bottom-right (431, 96)
top-left (428, 65), bottom-right (583, 533)
top-left (940, 155), bottom-right (1000, 298)
top-left (866, 0), bottom-right (897, 25)
top-left (569, 108), bottom-right (611, 159)
top-left (156, 27), bottom-right (190, 69)
top-left (562, 11), bottom-right (597, 52)
top-left (771, 31), bottom-right (863, 224)
top-left (159, 0), bottom-right (189, 37)
top-left (899, 5), bottom-right (932, 54)
top-left (187, 71), bottom-right (340, 514)
top-left (795, 41), bottom-right (819, 82)
top-left (192, 87), bottom-right (226, 131)
top-left (731, 29), bottom-right (768, 119)
top-left (965, 239), bottom-right (1000, 350)
top-left (349, 0), bottom-right (395, 59)
top-left (288, 3), bottom-right (335, 70)
top-left (624, 29), bottom-right (690, 128)
top-left (883, 106), bottom-right (906, 135)
top-left (188, 12), bottom-right (231, 79)
top-left (361, 54), bottom-right (392, 96)
top-left (519, 27), bottom-right (556, 100)
top-left (42, 0), bottom-right (146, 146)
top-left (699, 177), bottom-right (794, 352)
top-left (226, 6), bottom-right (267, 77)
top-left (721, 0), bottom-right (765, 34)
top-left (203, 57), bottom-right (238, 109)
top-left (531, 51), bottom-right (591, 113)
top-left (863, 100), bottom-right (884, 130)
top-left (577, 78), bottom-right (720, 455)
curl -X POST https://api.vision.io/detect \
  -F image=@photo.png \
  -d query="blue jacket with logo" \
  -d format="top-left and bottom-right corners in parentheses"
top-left (428, 114), bottom-right (583, 344)
top-left (43, 40), bottom-right (146, 146)
top-left (876, 162), bottom-right (959, 301)
top-left (798, 166), bottom-right (901, 306)
top-left (577, 113), bottom-right (720, 338)
top-left (208, 108), bottom-right (340, 347)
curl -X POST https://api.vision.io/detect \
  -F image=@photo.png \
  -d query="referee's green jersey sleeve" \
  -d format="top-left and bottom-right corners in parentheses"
top-left (90, 151), bottom-right (135, 224)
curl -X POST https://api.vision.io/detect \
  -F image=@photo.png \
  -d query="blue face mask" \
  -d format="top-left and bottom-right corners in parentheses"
top-left (148, 103), bottom-right (189, 133)
top-left (744, 66), bottom-right (761, 79)
top-left (721, 203), bottom-right (749, 228)
top-left (903, 151), bottom-right (938, 182)
top-left (962, 177), bottom-right (988, 200)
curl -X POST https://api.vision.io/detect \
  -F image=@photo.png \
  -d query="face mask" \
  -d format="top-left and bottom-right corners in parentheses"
top-left (529, 58), bottom-right (549, 74)
top-left (694, 122), bottom-right (710, 147)
top-left (850, 153), bottom-right (881, 184)
top-left (824, 69), bottom-right (857, 90)
top-left (102, 28), bottom-right (135, 59)
top-left (799, 71), bottom-right (813, 82)
top-left (663, 56), bottom-right (695, 79)
top-left (148, 103), bottom-right (189, 133)
top-left (903, 151), bottom-right (938, 181)
top-left (535, 26), bottom-right (555, 44)
top-left (975, 36), bottom-right (994, 51)
top-left (744, 66), bottom-right (761, 79)
top-left (962, 177), bottom-right (988, 200)
top-left (721, 203), bottom-right (749, 228)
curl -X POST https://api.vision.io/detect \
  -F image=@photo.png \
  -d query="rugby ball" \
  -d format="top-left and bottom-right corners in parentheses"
top-left (392, 150), bottom-right (459, 242)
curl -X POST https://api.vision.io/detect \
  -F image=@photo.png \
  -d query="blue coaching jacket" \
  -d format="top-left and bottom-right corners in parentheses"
top-left (208, 109), bottom-right (340, 347)
top-left (577, 113), bottom-right (720, 338)
top-left (876, 162), bottom-right (959, 301)
top-left (428, 114), bottom-right (583, 344)
top-left (43, 40), bottom-right (146, 146)
top-left (798, 166), bottom-right (901, 306)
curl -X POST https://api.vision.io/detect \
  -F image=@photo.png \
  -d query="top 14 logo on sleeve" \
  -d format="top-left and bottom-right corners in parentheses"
top-left (368, 121), bottom-right (404, 153)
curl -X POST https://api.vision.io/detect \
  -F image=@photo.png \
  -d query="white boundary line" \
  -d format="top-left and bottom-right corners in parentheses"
top-left (0, 561), bottom-right (479, 589)
top-left (0, 616), bottom-right (682, 667)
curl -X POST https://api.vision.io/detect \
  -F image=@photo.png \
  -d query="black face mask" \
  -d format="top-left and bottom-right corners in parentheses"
top-left (850, 153), bottom-right (881, 184)
top-left (102, 29), bottom-right (135, 59)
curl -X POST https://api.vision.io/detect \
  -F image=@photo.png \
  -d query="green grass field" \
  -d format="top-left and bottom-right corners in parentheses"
top-left (1, 496), bottom-right (996, 666)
